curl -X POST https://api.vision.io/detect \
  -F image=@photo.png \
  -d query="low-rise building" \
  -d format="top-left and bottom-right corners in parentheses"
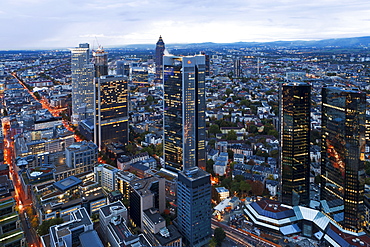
top-left (41, 207), bottom-right (102, 247)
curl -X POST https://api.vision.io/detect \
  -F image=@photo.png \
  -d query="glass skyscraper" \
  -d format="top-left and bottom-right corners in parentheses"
top-left (71, 43), bottom-right (95, 124)
top-left (163, 55), bottom-right (210, 246)
top-left (163, 55), bottom-right (206, 172)
top-left (321, 87), bottom-right (366, 232)
top-left (177, 168), bottom-right (211, 247)
top-left (280, 82), bottom-right (311, 206)
top-left (94, 75), bottom-right (128, 149)
top-left (93, 47), bottom-right (108, 78)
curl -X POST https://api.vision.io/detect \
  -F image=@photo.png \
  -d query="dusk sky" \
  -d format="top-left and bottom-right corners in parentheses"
top-left (1, 0), bottom-right (370, 50)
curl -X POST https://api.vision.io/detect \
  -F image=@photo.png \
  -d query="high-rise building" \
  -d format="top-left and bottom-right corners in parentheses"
top-left (280, 82), bottom-right (311, 206)
top-left (116, 61), bottom-right (130, 76)
top-left (200, 51), bottom-right (210, 76)
top-left (234, 58), bottom-right (241, 78)
top-left (71, 43), bottom-right (95, 124)
top-left (94, 75), bottom-right (128, 149)
top-left (321, 87), bottom-right (366, 232)
top-left (177, 167), bottom-right (211, 247)
top-left (155, 36), bottom-right (165, 84)
top-left (93, 47), bottom-right (108, 78)
top-left (163, 55), bottom-right (206, 172)
top-left (129, 177), bottom-right (165, 229)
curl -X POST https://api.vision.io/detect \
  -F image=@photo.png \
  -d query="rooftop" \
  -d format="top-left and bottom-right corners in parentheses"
top-left (53, 176), bottom-right (82, 192)
top-left (79, 230), bottom-right (104, 247)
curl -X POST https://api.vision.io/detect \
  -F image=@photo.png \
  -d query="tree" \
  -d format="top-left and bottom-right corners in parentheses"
top-left (225, 88), bottom-right (233, 96)
top-left (221, 177), bottom-right (232, 189)
top-left (214, 227), bottom-right (226, 246)
top-left (38, 218), bottom-right (64, 235)
top-left (226, 130), bottom-right (237, 140)
top-left (208, 139), bottom-right (216, 149)
top-left (227, 149), bottom-right (234, 161)
top-left (209, 124), bottom-right (221, 135)
top-left (251, 180), bottom-right (264, 195)
top-left (206, 159), bottom-right (215, 176)
top-left (234, 175), bottom-right (245, 182)
top-left (269, 149), bottom-right (279, 158)
top-left (240, 180), bottom-right (251, 197)
top-left (146, 95), bottom-right (154, 104)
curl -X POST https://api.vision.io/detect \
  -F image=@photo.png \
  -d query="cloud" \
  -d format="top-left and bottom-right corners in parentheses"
top-left (0, 0), bottom-right (370, 49)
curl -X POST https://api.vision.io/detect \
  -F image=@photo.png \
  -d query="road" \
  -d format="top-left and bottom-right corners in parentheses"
top-left (212, 219), bottom-right (280, 247)
top-left (2, 97), bottom-right (42, 247)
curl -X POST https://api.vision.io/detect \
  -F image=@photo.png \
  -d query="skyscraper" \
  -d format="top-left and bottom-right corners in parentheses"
top-left (71, 43), bottom-right (95, 124)
top-left (155, 36), bottom-right (165, 84)
top-left (321, 87), bottom-right (366, 232)
top-left (280, 82), bottom-right (311, 206)
top-left (177, 168), bottom-right (211, 247)
top-left (234, 58), bottom-right (241, 78)
top-left (94, 75), bottom-right (128, 149)
top-left (163, 55), bottom-right (206, 172)
top-left (200, 51), bottom-right (210, 76)
top-left (93, 46), bottom-right (108, 78)
top-left (163, 54), bottom-right (210, 246)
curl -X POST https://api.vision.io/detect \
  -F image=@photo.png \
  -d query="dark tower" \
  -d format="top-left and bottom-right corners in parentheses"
top-left (163, 55), bottom-right (206, 172)
top-left (321, 87), bottom-right (366, 232)
top-left (201, 51), bottom-right (210, 76)
top-left (280, 82), bottom-right (311, 206)
top-left (155, 36), bottom-right (165, 84)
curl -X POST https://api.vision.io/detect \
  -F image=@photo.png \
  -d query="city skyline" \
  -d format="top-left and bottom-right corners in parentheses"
top-left (1, 0), bottom-right (370, 49)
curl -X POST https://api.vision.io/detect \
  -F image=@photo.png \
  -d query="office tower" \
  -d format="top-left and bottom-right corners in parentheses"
top-left (71, 43), bottom-right (95, 124)
top-left (163, 55), bottom-right (206, 172)
top-left (116, 60), bottom-right (130, 76)
top-left (94, 75), bottom-right (128, 149)
top-left (321, 87), bottom-right (366, 232)
top-left (200, 51), bottom-right (210, 76)
top-left (234, 58), bottom-right (241, 78)
top-left (280, 82), bottom-right (311, 206)
top-left (93, 46), bottom-right (108, 78)
top-left (129, 177), bottom-right (165, 229)
top-left (177, 167), bottom-right (211, 247)
top-left (155, 36), bottom-right (165, 84)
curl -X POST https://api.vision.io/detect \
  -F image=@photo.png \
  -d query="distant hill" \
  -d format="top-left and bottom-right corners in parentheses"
top-left (116, 36), bottom-right (370, 50)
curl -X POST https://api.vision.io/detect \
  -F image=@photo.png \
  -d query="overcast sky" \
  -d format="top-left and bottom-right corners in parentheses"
top-left (1, 0), bottom-right (370, 50)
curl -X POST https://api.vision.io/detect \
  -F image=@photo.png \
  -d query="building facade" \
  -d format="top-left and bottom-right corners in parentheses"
top-left (92, 47), bottom-right (108, 78)
top-left (70, 43), bottom-right (95, 124)
top-left (94, 75), bottom-right (128, 149)
top-left (280, 82), bottom-right (311, 206)
top-left (177, 167), bottom-right (211, 247)
top-left (155, 36), bottom-right (165, 84)
top-left (321, 87), bottom-right (366, 232)
top-left (65, 141), bottom-right (98, 173)
top-left (163, 55), bottom-right (206, 172)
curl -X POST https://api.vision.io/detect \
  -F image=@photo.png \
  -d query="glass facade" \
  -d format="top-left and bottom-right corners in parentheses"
top-left (280, 82), bottom-right (311, 206)
top-left (94, 76), bottom-right (128, 149)
top-left (93, 48), bottom-right (108, 78)
top-left (321, 87), bottom-right (366, 232)
top-left (71, 43), bottom-right (95, 123)
top-left (163, 55), bottom-right (206, 172)
top-left (177, 169), bottom-right (211, 247)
